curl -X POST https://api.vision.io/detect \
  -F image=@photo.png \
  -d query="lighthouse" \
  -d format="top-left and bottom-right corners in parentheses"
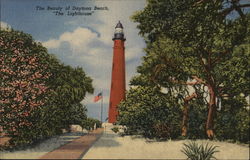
top-left (108, 21), bottom-right (126, 123)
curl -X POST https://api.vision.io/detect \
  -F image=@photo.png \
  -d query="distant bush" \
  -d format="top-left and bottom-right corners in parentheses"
top-left (111, 127), bottom-right (119, 133)
top-left (81, 118), bottom-right (102, 131)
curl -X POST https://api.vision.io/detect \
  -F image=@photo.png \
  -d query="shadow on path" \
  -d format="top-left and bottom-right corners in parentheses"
top-left (89, 132), bottom-right (121, 148)
top-left (40, 128), bottom-right (104, 159)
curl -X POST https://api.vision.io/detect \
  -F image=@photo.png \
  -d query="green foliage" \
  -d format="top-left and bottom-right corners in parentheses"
top-left (118, 86), bottom-right (182, 139)
top-left (186, 99), bottom-right (207, 139)
top-left (128, 0), bottom-right (250, 140)
top-left (44, 55), bottom-right (94, 130)
top-left (181, 141), bottom-right (219, 160)
top-left (0, 29), bottom-right (53, 148)
top-left (214, 97), bottom-right (250, 143)
top-left (111, 127), bottom-right (119, 133)
top-left (215, 35), bottom-right (250, 96)
top-left (66, 103), bottom-right (88, 125)
top-left (0, 29), bottom-right (93, 149)
top-left (81, 118), bottom-right (102, 131)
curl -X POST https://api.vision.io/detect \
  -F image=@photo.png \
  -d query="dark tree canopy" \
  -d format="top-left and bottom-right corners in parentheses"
top-left (120, 0), bottom-right (250, 139)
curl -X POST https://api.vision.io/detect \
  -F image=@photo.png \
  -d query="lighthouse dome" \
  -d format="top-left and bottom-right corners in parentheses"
top-left (115, 21), bottom-right (123, 28)
top-left (113, 21), bottom-right (126, 41)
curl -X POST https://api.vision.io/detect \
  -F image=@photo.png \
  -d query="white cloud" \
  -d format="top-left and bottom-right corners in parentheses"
top-left (42, 39), bottom-right (61, 49)
top-left (42, 27), bottom-right (99, 52)
top-left (42, 26), bottom-right (113, 97)
top-left (125, 47), bottom-right (144, 62)
top-left (0, 21), bottom-right (11, 30)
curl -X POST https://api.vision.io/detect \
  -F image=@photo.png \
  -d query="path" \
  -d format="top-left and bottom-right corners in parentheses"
top-left (0, 128), bottom-right (103, 159)
top-left (82, 123), bottom-right (249, 159)
top-left (39, 128), bottom-right (103, 159)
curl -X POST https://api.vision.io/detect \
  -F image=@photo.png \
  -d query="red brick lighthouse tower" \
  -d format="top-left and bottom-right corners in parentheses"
top-left (108, 21), bottom-right (126, 123)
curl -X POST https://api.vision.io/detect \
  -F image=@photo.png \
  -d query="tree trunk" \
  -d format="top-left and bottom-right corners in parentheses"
top-left (181, 93), bottom-right (197, 136)
top-left (206, 85), bottom-right (216, 139)
top-left (181, 100), bottom-right (189, 136)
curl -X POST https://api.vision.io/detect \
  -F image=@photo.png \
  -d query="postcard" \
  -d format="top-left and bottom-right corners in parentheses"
top-left (0, 0), bottom-right (249, 159)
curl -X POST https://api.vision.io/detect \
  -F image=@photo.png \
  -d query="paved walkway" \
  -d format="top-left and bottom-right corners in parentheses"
top-left (39, 128), bottom-right (103, 159)
top-left (1, 131), bottom-right (88, 159)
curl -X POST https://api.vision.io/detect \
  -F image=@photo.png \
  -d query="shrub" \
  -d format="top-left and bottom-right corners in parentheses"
top-left (118, 86), bottom-right (182, 139)
top-left (0, 29), bottom-right (93, 149)
top-left (111, 127), bottom-right (119, 133)
top-left (214, 97), bottom-right (249, 143)
top-left (81, 118), bottom-right (102, 131)
top-left (186, 99), bottom-right (207, 139)
top-left (0, 29), bottom-right (53, 148)
top-left (181, 96), bottom-right (249, 142)
top-left (118, 85), bottom-right (249, 142)
top-left (153, 122), bottom-right (171, 139)
top-left (181, 141), bottom-right (219, 160)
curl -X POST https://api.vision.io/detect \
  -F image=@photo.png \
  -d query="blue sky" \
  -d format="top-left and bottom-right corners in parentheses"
top-left (1, 0), bottom-right (146, 121)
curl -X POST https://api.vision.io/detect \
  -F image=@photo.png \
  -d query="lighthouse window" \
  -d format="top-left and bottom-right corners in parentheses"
top-left (115, 28), bottom-right (123, 34)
